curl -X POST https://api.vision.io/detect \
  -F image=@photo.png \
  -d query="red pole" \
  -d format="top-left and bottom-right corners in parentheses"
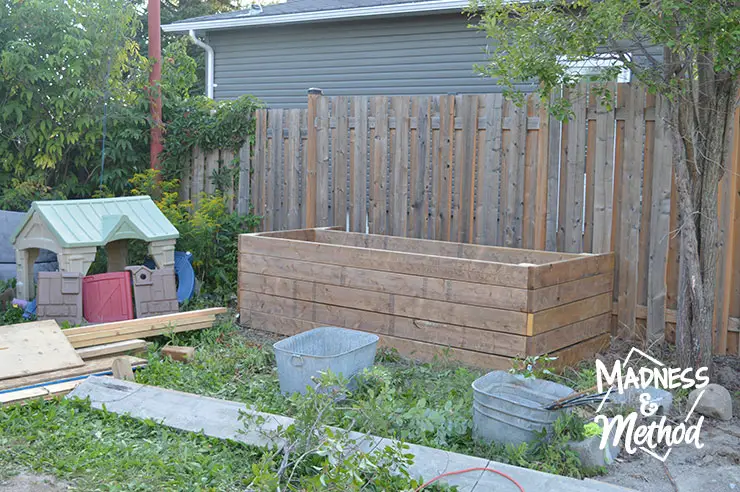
top-left (148, 0), bottom-right (163, 170)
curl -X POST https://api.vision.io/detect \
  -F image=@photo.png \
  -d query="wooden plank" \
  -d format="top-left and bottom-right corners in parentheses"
top-left (646, 95), bottom-right (672, 345)
top-left (476, 94), bottom-right (504, 246)
top-left (610, 84), bottom-right (628, 332)
top-left (428, 97), bottom-right (441, 240)
top-left (390, 96), bottom-right (410, 236)
top-left (349, 96), bottom-right (368, 232)
top-left (528, 253), bottom-right (614, 289)
top-left (713, 88), bottom-right (740, 354)
top-left (666, 171), bottom-right (680, 309)
top-left (285, 109), bottom-right (302, 229)
top-left (533, 94), bottom-right (550, 250)
top-left (237, 137), bottom-right (251, 216)
top-left (180, 151), bottom-right (192, 202)
top-left (437, 95), bottom-right (454, 241)
top-left (529, 292), bottom-right (612, 335)
top-left (592, 82), bottom-right (616, 254)
top-left (522, 95), bottom-right (538, 249)
top-left (246, 310), bottom-right (511, 369)
top-left (67, 320), bottom-right (215, 348)
top-left (556, 112), bottom-right (569, 252)
top-left (1, 380), bottom-right (82, 406)
top-left (637, 94), bottom-right (656, 305)
top-left (221, 149), bottom-right (236, 212)
top-left (314, 229), bottom-right (573, 264)
top-left (0, 320), bottom-right (84, 380)
top-left (242, 293), bottom-right (528, 356)
top-left (191, 146), bottom-right (206, 206)
top-left (368, 96), bottom-right (388, 234)
top-left (112, 357), bottom-right (135, 381)
top-left (551, 333), bottom-right (610, 370)
top-left (409, 96), bottom-right (429, 239)
top-left (457, 94), bottom-right (478, 243)
top-left (268, 109), bottom-right (284, 230)
top-left (528, 272), bottom-right (613, 312)
top-left (240, 273), bottom-right (528, 334)
top-left (583, 89), bottom-right (597, 252)
top-left (316, 96), bottom-right (330, 227)
top-left (252, 110), bottom-right (267, 219)
top-left (76, 339), bottom-right (147, 360)
top-left (616, 85), bottom-right (646, 337)
top-left (241, 253), bottom-right (529, 311)
top-left (332, 96), bottom-right (349, 229)
top-left (299, 109), bottom-right (309, 228)
top-left (527, 314), bottom-right (610, 355)
top-left (503, 99), bottom-right (527, 248)
top-left (563, 84), bottom-right (587, 252)
top-left (161, 345), bottom-right (196, 362)
top-left (305, 90), bottom-right (321, 228)
top-left (545, 92), bottom-right (561, 251)
top-left (0, 355), bottom-right (147, 392)
top-left (205, 149), bottom-right (219, 195)
top-left (63, 308), bottom-right (225, 337)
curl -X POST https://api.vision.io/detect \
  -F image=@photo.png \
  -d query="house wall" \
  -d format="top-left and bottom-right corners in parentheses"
top-left (209, 13), bottom-right (533, 107)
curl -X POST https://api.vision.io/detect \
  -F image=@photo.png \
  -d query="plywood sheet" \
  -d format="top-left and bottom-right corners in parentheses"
top-left (0, 320), bottom-right (84, 380)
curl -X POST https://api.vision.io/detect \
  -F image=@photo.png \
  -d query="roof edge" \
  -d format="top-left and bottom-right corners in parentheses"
top-left (162, 0), bottom-right (472, 32)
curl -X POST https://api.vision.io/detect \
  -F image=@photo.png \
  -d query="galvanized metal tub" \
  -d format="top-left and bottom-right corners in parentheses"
top-left (472, 371), bottom-right (573, 446)
top-left (273, 326), bottom-right (378, 395)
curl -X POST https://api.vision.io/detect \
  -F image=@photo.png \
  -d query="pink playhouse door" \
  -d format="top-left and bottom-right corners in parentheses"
top-left (82, 271), bottom-right (134, 323)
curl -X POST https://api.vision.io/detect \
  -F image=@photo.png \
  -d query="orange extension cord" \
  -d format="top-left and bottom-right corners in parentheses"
top-left (415, 466), bottom-right (526, 492)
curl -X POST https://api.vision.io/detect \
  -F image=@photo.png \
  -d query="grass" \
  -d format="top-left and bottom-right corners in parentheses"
top-left (0, 316), bottom-right (603, 489)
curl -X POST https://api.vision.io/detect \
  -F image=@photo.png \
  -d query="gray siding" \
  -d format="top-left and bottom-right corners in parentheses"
top-left (209, 13), bottom-right (531, 107)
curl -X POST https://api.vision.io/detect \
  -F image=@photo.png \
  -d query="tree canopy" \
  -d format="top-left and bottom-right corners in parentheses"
top-left (471, 0), bottom-right (740, 369)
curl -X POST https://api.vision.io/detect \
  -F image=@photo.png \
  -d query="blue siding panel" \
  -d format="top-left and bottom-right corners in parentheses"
top-left (209, 13), bottom-right (532, 107)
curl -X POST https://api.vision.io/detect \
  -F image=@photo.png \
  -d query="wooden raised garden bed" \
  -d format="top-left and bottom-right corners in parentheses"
top-left (238, 228), bottom-right (614, 370)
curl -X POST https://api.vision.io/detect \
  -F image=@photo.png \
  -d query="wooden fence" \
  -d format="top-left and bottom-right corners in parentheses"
top-left (183, 84), bottom-right (740, 355)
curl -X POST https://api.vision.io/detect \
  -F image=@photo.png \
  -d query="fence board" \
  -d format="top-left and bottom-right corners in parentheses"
top-left (369, 96), bottom-right (389, 235)
top-left (253, 110), bottom-right (267, 219)
top-left (409, 96), bottom-right (429, 239)
top-left (534, 95), bottom-right (550, 250)
top-left (437, 95), bottom-right (454, 241)
top-left (592, 82), bottom-right (616, 254)
top-left (647, 96), bottom-right (672, 344)
top-left (563, 85), bottom-right (587, 253)
top-left (457, 95), bottom-right (478, 243)
top-left (332, 96), bottom-right (349, 229)
top-left (428, 97), bottom-right (441, 241)
top-left (237, 138), bottom-right (250, 216)
top-left (390, 96), bottom-right (410, 237)
top-left (545, 91), bottom-right (561, 251)
top-left (475, 94), bottom-right (504, 246)
top-left (617, 85), bottom-right (646, 337)
top-left (522, 95), bottom-right (538, 249)
top-left (349, 97), bottom-right (367, 232)
top-left (286, 110), bottom-right (302, 229)
top-left (205, 149), bottom-right (218, 195)
top-left (637, 94), bottom-right (656, 306)
top-left (315, 97), bottom-right (330, 227)
top-left (583, 89), bottom-right (596, 252)
top-left (192, 147), bottom-right (205, 206)
top-left (503, 99), bottom-right (526, 248)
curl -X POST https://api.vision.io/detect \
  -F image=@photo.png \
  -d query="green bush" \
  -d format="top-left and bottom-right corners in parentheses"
top-left (128, 170), bottom-right (260, 300)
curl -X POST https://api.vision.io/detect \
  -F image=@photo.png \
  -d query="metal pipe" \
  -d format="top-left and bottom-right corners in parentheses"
top-left (189, 30), bottom-right (215, 99)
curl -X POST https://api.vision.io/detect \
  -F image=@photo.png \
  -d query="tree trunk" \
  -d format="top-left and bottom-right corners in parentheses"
top-left (673, 70), bottom-right (739, 372)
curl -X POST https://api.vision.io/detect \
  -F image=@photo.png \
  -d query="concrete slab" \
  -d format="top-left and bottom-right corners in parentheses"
top-left (68, 378), bottom-right (635, 492)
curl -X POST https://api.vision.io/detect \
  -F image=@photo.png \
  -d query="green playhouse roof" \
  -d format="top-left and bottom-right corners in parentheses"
top-left (11, 196), bottom-right (179, 248)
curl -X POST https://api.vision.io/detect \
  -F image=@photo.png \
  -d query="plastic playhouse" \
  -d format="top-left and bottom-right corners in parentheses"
top-left (9, 196), bottom-right (189, 324)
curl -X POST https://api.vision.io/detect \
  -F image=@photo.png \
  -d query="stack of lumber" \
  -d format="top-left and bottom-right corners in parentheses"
top-left (1, 308), bottom-right (226, 406)
top-left (64, 308), bottom-right (227, 348)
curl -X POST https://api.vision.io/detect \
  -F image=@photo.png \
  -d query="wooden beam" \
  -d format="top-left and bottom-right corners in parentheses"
top-left (76, 340), bottom-right (148, 360)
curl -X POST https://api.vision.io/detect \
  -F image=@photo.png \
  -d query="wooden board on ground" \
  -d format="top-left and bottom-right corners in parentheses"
top-left (162, 345), bottom-right (195, 362)
top-left (0, 355), bottom-right (147, 392)
top-left (63, 308), bottom-right (226, 348)
top-left (0, 320), bottom-right (84, 380)
top-left (1, 380), bottom-right (82, 406)
top-left (76, 339), bottom-right (148, 360)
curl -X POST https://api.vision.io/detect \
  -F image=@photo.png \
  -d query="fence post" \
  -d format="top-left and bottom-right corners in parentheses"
top-left (305, 88), bottom-right (322, 228)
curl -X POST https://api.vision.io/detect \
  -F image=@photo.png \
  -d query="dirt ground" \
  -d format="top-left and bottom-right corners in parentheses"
top-left (0, 473), bottom-right (69, 491)
top-left (600, 355), bottom-right (740, 492)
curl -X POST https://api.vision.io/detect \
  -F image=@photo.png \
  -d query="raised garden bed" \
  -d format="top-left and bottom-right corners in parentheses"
top-left (238, 228), bottom-right (614, 370)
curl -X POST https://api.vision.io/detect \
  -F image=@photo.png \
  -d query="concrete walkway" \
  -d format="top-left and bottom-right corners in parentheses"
top-left (68, 377), bottom-right (633, 492)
